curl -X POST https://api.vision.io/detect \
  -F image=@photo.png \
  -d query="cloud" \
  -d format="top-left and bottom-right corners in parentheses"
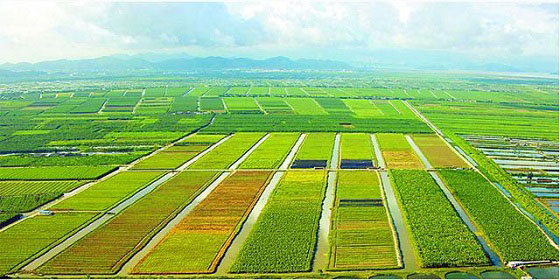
top-left (0, 1), bottom-right (557, 70)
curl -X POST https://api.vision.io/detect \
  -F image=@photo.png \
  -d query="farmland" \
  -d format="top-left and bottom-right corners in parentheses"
top-left (230, 171), bottom-right (327, 273)
top-left (0, 71), bottom-right (557, 279)
top-left (329, 171), bottom-right (398, 269)
top-left (133, 171), bottom-right (273, 273)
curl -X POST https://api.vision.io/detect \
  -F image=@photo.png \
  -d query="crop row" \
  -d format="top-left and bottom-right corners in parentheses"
top-left (411, 135), bottom-right (469, 168)
top-left (340, 133), bottom-right (376, 162)
top-left (329, 171), bottom-right (398, 270)
top-left (0, 166), bottom-right (116, 180)
top-left (51, 171), bottom-right (165, 211)
top-left (0, 212), bottom-right (96, 276)
top-left (188, 133), bottom-right (265, 169)
top-left (230, 171), bottom-right (327, 273)
top-left (133, 171), bottom-right (273, 273)
top-left (294, 133), bottom-right (336, 164)
top-left (37, 171), bottom-right (220, 274)
top-left (390, 170), bottom-right (489, 267)
top-left (0, 181), bottom-right (85, 196)
top-left (438, 170), bottom-right (558, 262)
top-left (239, 133), bottom-right (299, 169)
top-left (377, 133), bottom-right (423, 169)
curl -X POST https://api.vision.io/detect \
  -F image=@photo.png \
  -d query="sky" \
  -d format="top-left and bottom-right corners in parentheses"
top-left (0, 1), bottom-right (558, 71)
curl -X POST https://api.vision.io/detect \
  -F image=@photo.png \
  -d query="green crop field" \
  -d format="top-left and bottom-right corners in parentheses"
top-left (329, 171), bottom-right (398, 270)
top-left (390, 170), bottom-right (489, 267)
top-left (0, 68), bottom-right (557, 279)
top-left (231, 171), bottom-right (327, 273)
top-left (239, 133), bottom-right (299, 169)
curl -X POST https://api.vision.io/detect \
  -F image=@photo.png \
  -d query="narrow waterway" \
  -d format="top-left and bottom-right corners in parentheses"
top-left (118, 171), bottom-right (231, 275)
top-left (21, 171), bottom-right (175, 272)
top-left (406, 135), bottom-right (502, 266)
top-left (372, 134), bottom-right (417, 271)
top-left (313, 133), bottom-right (340, 272)
top-left (215, 134), bottom-right (306, 274)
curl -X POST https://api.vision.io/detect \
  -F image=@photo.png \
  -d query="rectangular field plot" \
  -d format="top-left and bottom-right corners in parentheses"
top-left (133, 171), bottom-right (273, 274)
top-left (376, 133), bottom-right (423, 169)
top-left (0, 212), bottom-right (96, 276)
top-left (314, 98), bottom-right (351, 115)
top-left (230, 171), bottom-right (327, 273)
top-left (438, 170), bottom-right (558, 262)
top-left (0, 166), bottom-right (116, 180)
top-left (188, 133), bottom-right (265, 170)
top-left (37, 171), bottom-right (220, 274)
top-left (292, 133), bottom-right (335, 168)
top-left (0, 181), bottom-right (85, 196)
top-left (239, 133), bottom-right (299, 169)
top-left (411, 135), bottom-right (468, 168)
top-left (200, 97), bottom-right (225, 112)
top-left (131, 134), bottom-right (224, 170)
top-left (169, 96), bottom-right (198, 112)
top-left (342, 99), bottom-right (383, 117)
top-left (256, 97), bottom-right (294, 114)
top-left (329, 171), bottom-right (398, 270)
top-left (284, 98), bottom-right (327, 115)
top-left (224, 97), bottom-right (262, 114)
top-left (340, 133), bottom-right (376, 168)
top-left (391, 170), bottom-right (488, 267)
top-left (50, 171), bottom-right (165, 211)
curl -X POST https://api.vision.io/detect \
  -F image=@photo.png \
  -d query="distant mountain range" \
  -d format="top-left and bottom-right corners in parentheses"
top-left (0, 55), bottom-right (351, 72)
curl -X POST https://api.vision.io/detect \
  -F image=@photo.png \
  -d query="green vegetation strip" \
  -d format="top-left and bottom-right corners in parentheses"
top-left (0, 213), bottom-right (96, 276)
top-left (231, 171), bottom-right (327, 273)
top-left (239, 133), bottom-right (299, 169)
top-left (0, 166), bottom-right (116, 180)
top-left (390, 170), bottom-right (488, 267)
top-left (438, 170), bottom-right (558, 262)
top-left (329, 171), bottom-right (398, 270)
top-left (188, 133), bottom-right (265, 169)
top-left (50, 171), bottom-right (165, 211)
top-left (133, 171), bottom-right (272, 274)
top-left (295, 133), bottom-right (336, 164)
top-left (340, 133), bottom-right (376, 162)
top-left (37, 171), bottom-right (220, 274)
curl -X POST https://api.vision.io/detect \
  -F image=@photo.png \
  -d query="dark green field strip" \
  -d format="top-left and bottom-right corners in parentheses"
top-left (202, 114), bottom-right (432, 133)
top-left (0, 181), bottom-right (86, 196)
top-left (200, 97), bottom-right (225, 111)
top-left (37, 171), bottom-right (220, 275)
top-left (0, 212), bottom-right (97, 276)
top-left (188, 133), bottom-right (265, 170)
top-left (0, 166), bottom-right (116, 180)
top-left (390, 170), bottom-right (489, 268)
top-left (295, 133), bottom-right (336, 163)
top-left (230, 171), bottom-right (327, 273)
top-left (329, 171), bottom-right (398, 270)
top-left (340, 133), bottom-right (376, 163)
top-left (437, 170), bottom-right (558, 262)
top-left (133, 171), bottom-right (273, 274)
top-left (50, 171), bottom-right (165, 211)
top-left (239, 133), bottom-right (299, 169)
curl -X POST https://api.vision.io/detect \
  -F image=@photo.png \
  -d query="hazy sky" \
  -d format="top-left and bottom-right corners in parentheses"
top-left (0, 1), bottom-right (558, 67)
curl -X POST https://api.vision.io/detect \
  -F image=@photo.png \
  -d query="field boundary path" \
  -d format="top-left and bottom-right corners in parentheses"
top-left (406, 135), bottom-right (502, 266)
top-left (404, 101), bottom-right (560, 248)
top-left (313, 133), bottom-right (340, 272)
top-left (372, 134), bottom-right (417, 271)
top-left (20, 132), bottom-right (233, 272)
top-left (215, 133), bottom-right (307, 274)
top-left (118, 133), bottom-right (271, 275)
